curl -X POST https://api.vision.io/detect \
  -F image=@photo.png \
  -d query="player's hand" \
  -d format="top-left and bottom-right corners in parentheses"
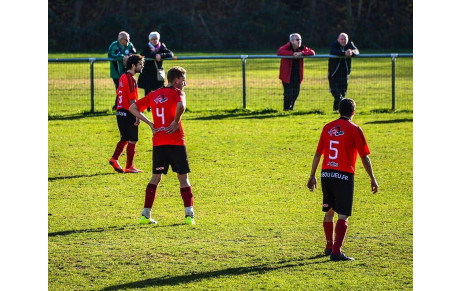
top-left (371, 178), bottom-right (379, 194)
top-left (307, 175), bottom-right (317, 192)
top-left (165, 121), bottom-right (179, 134)
top-left (134, 118), bottom-right (140, 126)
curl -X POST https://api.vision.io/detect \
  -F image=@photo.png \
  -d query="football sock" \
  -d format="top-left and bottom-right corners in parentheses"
top-left (112, 141), bottom-right (128, 160)
top-left (323, 221), bottom-right (334, 250)
top-left (143, 183), bottom-right (157, 209)
top-left (332, 219), bottom-right (348, 255)
top-left (185, 206), bottom-right (194, 218)
top-left (126, 142), bottom-right (136, 168)
top-left (180, 186), bottom-right (194, 208)
top-left (141, 208), bottom-right (151, 218)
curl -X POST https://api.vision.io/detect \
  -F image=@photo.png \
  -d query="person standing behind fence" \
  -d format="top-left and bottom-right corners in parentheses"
top-left (307, 98), bottom-right (378, 261)
top-left (138, 31), bottom-right (174, 112)
top-left (328, 33), bottom-right (359, 111)
top-left (278, 33), bottom-right (315, 111)
top-left (108, 31), bottom-right (137, 110)
top-left (109, 55), bottom-right (144, 174)
top-left (129, 66), bottom-right (196, 225)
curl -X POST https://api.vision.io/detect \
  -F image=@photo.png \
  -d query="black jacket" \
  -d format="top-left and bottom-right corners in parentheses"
top-left (328, 40), bottom-right (359, 77)
top-left (138, 42), bottom-right (174, 88)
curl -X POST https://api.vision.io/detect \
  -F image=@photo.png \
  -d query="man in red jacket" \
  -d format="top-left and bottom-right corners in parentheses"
top-left (277, 33), bottom-right (315, 111)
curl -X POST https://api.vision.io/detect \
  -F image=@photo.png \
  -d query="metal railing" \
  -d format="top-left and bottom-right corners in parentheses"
top-left (48, 54), bottom-right (413, 115)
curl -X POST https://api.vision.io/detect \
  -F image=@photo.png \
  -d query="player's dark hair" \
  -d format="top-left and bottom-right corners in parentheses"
top-left (339, 98), bottom-right (356, 117)
top-left (126, 54), bottom-right (144, 70)
top-left (167, 66), bottom-right (186, 83)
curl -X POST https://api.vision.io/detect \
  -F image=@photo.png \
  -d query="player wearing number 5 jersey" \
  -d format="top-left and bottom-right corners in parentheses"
top-left (307, 98), bottom-right (378, 261)
top-left (129, 66), bottom-right (195, 225)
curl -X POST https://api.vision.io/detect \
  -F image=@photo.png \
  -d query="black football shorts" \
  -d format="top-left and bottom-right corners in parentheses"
top-left (321, 170), bottom-right (355, 216)
top-left (116, 109), bottom-right (139, 142)
top-left (152, 145), bottom-right (191, 175)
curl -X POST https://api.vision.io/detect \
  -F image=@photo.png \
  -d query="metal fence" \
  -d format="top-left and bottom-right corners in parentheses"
top-left (48, 54), bottom-right (412, 116)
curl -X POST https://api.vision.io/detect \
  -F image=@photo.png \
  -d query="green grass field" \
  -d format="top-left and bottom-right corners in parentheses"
top-left (48, 108), bottom-right (413, 290)
top-left (48, 53), bottom-right (413, 116)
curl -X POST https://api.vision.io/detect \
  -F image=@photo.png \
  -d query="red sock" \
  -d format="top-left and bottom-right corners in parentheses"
top-left (126, 143), bottom-right (136, 168)
top-left (332, 219), bottom-right (348, 255)
top-left (112, 141), bottom-right (127, 160)
top-left (144, 183), bottom-right (157, 208)
top-left (323, 221), bottom-right (334, 250)
top-left (180, 186), bottom-right (193, 207)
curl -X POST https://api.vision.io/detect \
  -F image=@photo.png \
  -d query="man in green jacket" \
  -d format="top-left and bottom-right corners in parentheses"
top-left (108, 31), bottom-right (137, 110)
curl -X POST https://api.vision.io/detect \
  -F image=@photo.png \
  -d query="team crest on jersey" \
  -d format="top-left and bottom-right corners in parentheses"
top-left (328, 126), bottom-right (344, 136)
top-left (154, 95), bottom-right (168, 104)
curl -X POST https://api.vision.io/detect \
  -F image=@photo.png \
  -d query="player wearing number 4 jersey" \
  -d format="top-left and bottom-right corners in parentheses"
top-left (129, 66), bottom-right (195, 225)
top-left (307, 98), bottom-right (378, 261)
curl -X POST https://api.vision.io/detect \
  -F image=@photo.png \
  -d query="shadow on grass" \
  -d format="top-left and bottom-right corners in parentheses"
top-left (190, 108), bottom-right (325, 120)
top-left (48, 172), bottom-right (117, 181)
top-left (48, 110), bottom-right (113, 121)
top-left (102, 258), bottom-right (329, 290)
top-left (48, 223), bottom-right (184, 237)
top-left (364, 118), bottom-right (413, 125)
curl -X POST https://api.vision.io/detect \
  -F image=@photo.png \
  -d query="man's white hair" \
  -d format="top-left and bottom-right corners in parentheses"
top-left (118, 31), bottom-right (130, 40)
top-left (289, 33), bottom-right (301, 41)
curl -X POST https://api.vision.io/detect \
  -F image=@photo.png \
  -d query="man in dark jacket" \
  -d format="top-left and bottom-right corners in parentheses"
top-left (138, 31), bottom-right (174, 107)
top-left (328, 33), bottom-right (359, 111)
top-left (278, 33), bottom-right (315, 111)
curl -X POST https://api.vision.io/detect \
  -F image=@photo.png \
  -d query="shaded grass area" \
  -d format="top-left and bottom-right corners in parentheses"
top-left (49, 108), bottom-right (413, 290)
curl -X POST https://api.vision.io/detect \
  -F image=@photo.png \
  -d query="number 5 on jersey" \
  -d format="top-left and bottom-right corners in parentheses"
top-left (329, 140), bottom-right (339, 159)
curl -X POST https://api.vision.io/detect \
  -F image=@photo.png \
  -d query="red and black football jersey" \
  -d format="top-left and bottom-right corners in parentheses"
top-left (116, 72), bottom-right (139, 111)
top-left (316, 117), bottom-right (370, 174)
top-left (135, 86), bottom-right (185, 146)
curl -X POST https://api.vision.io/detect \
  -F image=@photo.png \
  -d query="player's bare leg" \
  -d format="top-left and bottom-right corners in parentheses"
top-left (178, 174), bottom-right (195, 224)
top-left (330, 213), bottom-right (354, 261)
top-left (323, 209), bottom-right (335, 255)
top-left (140, 174), bottom-right (162, 225)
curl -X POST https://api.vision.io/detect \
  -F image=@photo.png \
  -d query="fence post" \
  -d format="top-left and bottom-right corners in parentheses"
top-left (241, 55), bottom-right (248, 109)
top-left (391, 54), bottom-right (397, 112)
top-left (89, 58), bottom-right (96, 113)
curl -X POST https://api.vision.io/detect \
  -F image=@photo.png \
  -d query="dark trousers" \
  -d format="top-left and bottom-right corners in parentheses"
top-left (112, 78), bottom-right (119, 110)
top-left (282, 81), bottom-right (301, 111)
top-left (329, 74), bottom-right (349, 111)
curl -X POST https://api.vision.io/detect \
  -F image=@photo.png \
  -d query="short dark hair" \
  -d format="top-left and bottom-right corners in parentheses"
top-left (167, 66), bottom-right (186, 83)
top-left (338, 98), bottom-right (356, 117)
top-left (126, 54), bottom-right (144, 70)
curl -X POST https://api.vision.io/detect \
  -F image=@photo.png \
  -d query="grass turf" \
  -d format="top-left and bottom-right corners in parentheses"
top-left (48, 108), bottom-right (413, 290)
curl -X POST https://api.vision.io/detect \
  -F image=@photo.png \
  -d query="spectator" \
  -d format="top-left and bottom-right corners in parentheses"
top-left (307, 98), bottom-right (378, 261)
top-left (277, 33), bottom-right (315, 111)
top-left (108, 31), bottom-right (137, 110)
top-left (328, 33), bottom-right (359, 111)
top-left (138, 31), bottom-right (174, 111)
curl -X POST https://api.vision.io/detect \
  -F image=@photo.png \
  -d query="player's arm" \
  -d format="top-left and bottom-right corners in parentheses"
top-left (129, 99), bottom-right (141, 126)
top-left (307, 152), bottom-right (322, 192)
top-left (165, 101), bottom-right (185, 134)
top-left (361, 155), bottom-right (378, 193)
top-left (129, 103), bottom-right (155, 132)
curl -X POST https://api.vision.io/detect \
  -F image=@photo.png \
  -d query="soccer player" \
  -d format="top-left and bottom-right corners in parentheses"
top-left (109, 54), bottom-right (144, 174)
top-left (128, 66), bottom-right (195, 225)
top-left (307, 98), bottom-right (378, 261)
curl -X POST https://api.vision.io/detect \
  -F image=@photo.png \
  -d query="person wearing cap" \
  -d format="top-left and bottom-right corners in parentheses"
top-left (277, 33), bottom-right (315, 111)
top-left (138, 31), bottom-right (174, 111)
top-left (108, 31), bottom-right (137, 110)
